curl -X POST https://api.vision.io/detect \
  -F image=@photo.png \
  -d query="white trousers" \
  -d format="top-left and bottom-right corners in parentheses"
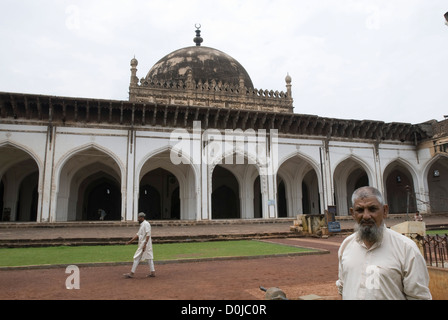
top-left (131, 256), bottom-right (155, 273)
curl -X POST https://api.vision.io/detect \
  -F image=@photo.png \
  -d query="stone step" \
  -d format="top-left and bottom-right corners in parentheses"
top-left (0, 231), bottom-right (298, 248)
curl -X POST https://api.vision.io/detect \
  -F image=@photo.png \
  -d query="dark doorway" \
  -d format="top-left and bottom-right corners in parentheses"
top-left (139, 185), bottom-right (161, 220)
top-left (253, 176), bottom-right (262, 218)
top-left (428, 159), bottom-right (448, 213)
top-left (83, 178), bottom-right (121, 221)
top-left (277, 181), bottom-right (287, 217)
top-left (16, 172), bottom-right (39, 221)
top-left (386, 169), bottom-right (417, 214)
top-left (302, 182), bottom-right (310, 214)
top-left (212, 185), bottom-right (239, 219)
top-left (212, 166), bottom-right (240, 219)
top-left (139, 168), bottom-right (180, 220)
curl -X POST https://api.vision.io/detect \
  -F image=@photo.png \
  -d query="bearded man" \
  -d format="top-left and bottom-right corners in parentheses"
top-left (336, 186), bottom-right (431, 300)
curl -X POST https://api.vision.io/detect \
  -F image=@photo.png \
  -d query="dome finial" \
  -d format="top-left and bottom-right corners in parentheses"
top-left (194, 24), bottom-right (203, 46)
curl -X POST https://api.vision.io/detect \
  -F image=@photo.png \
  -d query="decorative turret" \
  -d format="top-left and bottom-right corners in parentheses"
top-left (130, 56), bottom-right (139, 86)
top-left (285, 73), bottom-right (292, 99)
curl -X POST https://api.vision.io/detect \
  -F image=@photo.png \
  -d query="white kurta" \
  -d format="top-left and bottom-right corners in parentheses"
top-left (133, 220), bottom-right (153, 260)
top-left (336, 226), bottom-right (432, 300)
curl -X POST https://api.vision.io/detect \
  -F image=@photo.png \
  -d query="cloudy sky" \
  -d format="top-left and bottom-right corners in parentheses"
top-left (1, 0), bottom-right (447, 124)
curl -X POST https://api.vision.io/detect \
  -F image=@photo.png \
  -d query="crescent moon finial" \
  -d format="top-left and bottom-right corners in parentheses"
top-left (193, 24), bottom-right (203, 46)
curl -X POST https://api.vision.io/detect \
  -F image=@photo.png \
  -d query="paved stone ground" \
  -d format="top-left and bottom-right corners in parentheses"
top-left (0, 235), bottom-right (345, 300)
top-left (0, 214), bottom-right (446, 301)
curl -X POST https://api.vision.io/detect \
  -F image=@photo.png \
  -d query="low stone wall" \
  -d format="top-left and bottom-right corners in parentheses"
top-left (428, 266), bottom-right (448, 300)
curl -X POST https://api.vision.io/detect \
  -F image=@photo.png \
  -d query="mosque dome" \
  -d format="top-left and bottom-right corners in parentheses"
top-left (145, 27), bottom-right (254, 88)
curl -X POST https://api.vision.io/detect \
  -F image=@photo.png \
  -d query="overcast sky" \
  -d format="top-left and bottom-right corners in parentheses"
top-left (1, 0), bottom-right (447, 124)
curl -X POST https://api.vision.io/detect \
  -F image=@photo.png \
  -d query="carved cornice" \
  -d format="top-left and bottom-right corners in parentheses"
top-left (0, 91), bottom-right (431, 143)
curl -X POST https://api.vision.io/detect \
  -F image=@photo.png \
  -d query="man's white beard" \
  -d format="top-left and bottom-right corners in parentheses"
top-left (354, 221), bottom-right (384, 244)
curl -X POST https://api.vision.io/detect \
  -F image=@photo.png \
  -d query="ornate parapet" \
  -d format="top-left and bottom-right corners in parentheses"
top-left (129, 77), bottom-right (293, 114)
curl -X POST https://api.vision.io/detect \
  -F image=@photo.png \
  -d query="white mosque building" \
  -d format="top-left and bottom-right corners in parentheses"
top-left (0, 28), bottom-right (447, 222)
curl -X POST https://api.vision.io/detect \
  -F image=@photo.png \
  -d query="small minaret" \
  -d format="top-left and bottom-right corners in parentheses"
top-left (285, 73), bottom-right (292, 99)
top-left (130, 56), bottom-right (138, 86)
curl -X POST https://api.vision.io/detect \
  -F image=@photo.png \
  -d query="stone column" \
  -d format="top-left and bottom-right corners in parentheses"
top-left (126, 129), bottom-right (136, 221)
top-left (42, 125), bottom-right (56, 222)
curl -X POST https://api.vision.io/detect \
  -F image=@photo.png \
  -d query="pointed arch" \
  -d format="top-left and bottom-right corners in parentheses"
top-left (137, 145), bottom-right (200, 182)
top-left (54, 143), bottom-right (125, 192)
top-left (277, 151), bottom-right (321, 217)
top-left (212, 165), bottom-right (240, 219)
top-left (137, 147), bottom-right (198, 220)
top-left (333, 154), bottom-right (374, 186)
top-left (0, 143), bottom-right (41, 221)
top-left (139, 168), bottom-right (179, 220)
top-left (383, 159), bottom-right (418, 214)
top-left (208, 148), bottom-right (267, 219)
top-left (277, 151), bottom-right (321, 177)
top-left (0, 141), bottom-right (43, 175)
top-left (53, 144), bottom-right (123, 221)
top-left (333, 156), bottom-right (372, 216)
top-left (422, 154), bottom-right (448, 213)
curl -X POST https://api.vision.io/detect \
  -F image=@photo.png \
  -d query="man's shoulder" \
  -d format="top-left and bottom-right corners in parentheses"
top-left (138, 220), bottom-right (150, 228)
top-left (386, 227), bottom-right (419, 250)
top-left (341, 232), bottom-right (356, 244)
top-left (338, 233), bottom-right (357, 255)
top-left (142, 220), bottom-right (151, 229)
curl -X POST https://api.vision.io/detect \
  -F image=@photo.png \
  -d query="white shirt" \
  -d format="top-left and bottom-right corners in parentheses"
top-left (133, 220), bottom-right (153, 260)
top-left (336, 226), bottom-right (431, 300)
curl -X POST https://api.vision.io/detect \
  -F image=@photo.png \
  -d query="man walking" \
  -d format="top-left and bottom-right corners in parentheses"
top-left (124, 212), bottom-right (155, 278)
top-left (336, 186), bottom-right (431, 300)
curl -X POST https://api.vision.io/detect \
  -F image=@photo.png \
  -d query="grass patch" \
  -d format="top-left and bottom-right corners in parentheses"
top-left (426, 229), bottom-right (448, 235)
top-left (0, 240), bottom-right (315, 267)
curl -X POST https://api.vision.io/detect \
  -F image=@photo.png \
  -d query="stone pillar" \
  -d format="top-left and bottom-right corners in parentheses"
top-left (320, 141), bottom-right (333, 212)
top-left (373, 141), bottom-right (383, 191)
top-left (267, 130), bottom-right (278, 218)
top-left (203, 163), bottom-right (211, 220)
top-left (42, 125), bottom-right (56, 222)
top-left (126, 129), bottom-right (136, 221)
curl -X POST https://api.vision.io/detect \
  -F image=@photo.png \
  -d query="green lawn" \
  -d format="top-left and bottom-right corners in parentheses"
top-left (0, 240), bottom-right (315, 267)
top-left (426, 229), bottom-right (448, 235)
